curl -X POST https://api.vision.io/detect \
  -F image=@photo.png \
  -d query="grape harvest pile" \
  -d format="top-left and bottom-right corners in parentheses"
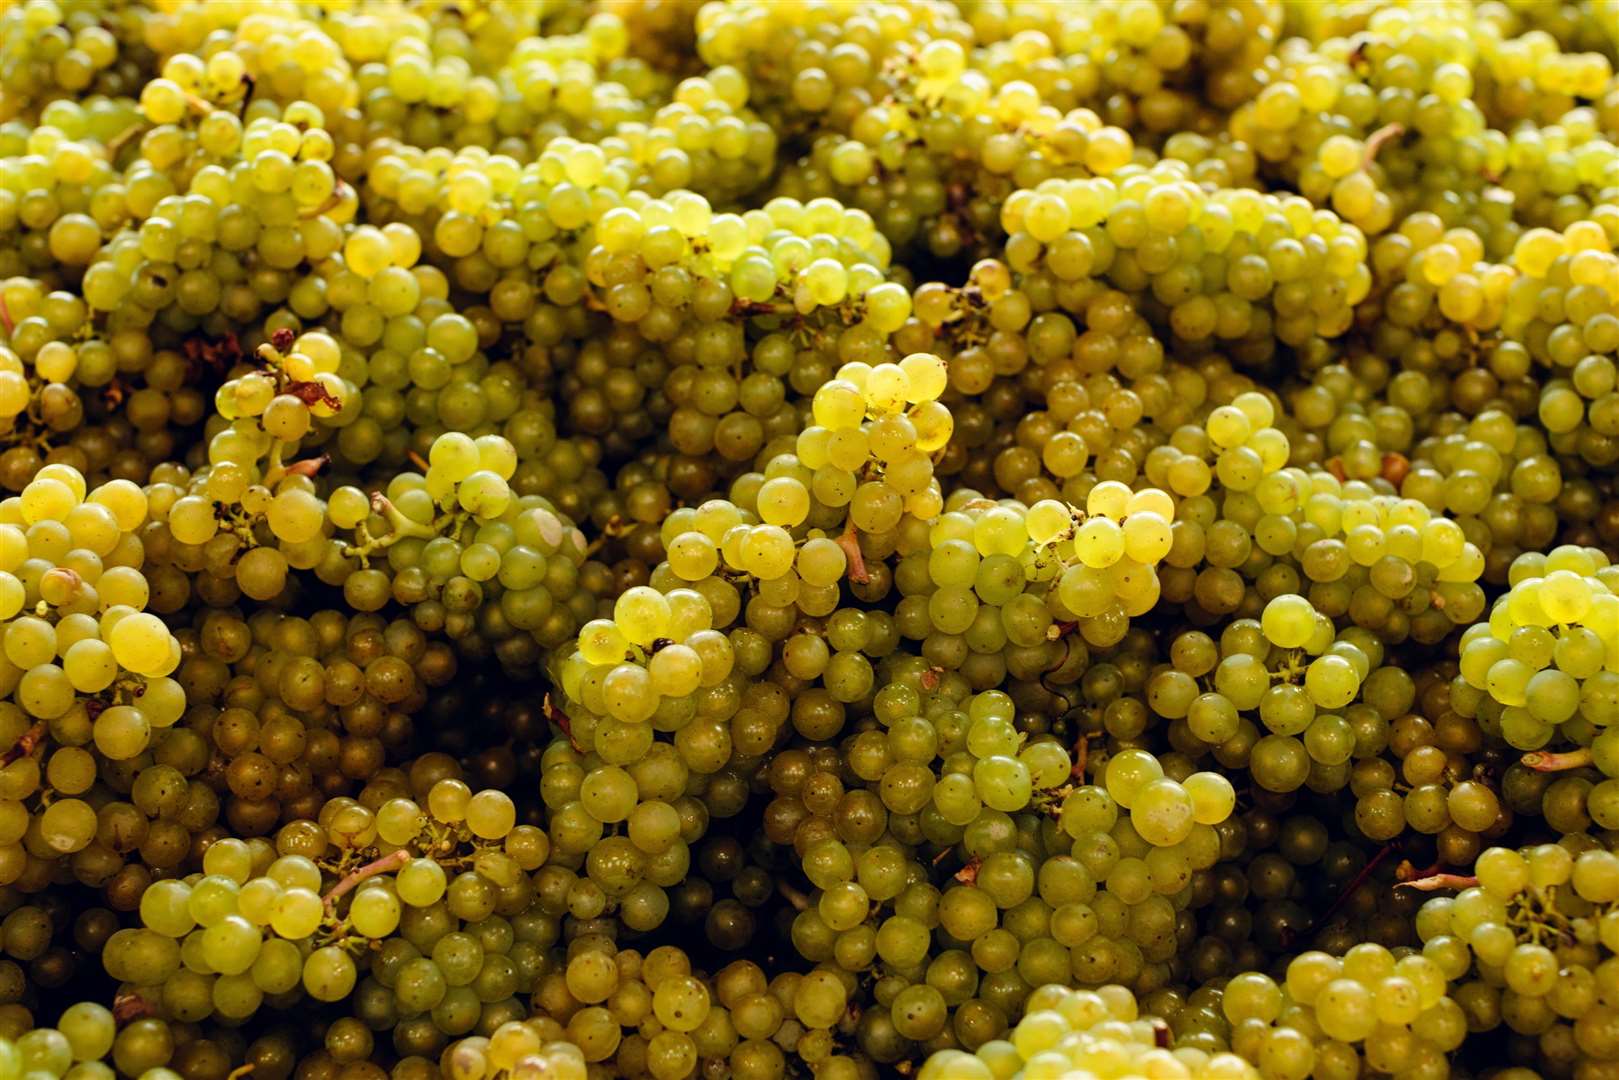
top-left (12, 1), bottom-right (1619, 1079)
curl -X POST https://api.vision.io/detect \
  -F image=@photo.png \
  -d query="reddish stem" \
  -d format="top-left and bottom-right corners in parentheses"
top-left (836, 518), bottom-right (869, 584)
top-left (1396, 859), bottom-right (1440, 882)
top-left (953, 856), bottom-right (982, 885)
top-left (284, 454), bottom-right (329, 478)
top-left (1072, 734), bottom-right (1096, 781)
top-left (543, 694), bottom-right (583, 751)
top-left (1397, 873), bottom-right (1479, 892)
top-left (408, 450), bottom-right (430, 472)
top-left (113, 990), bottom-right (155, 1023)
top-left (1381, 452), bottom-right (1410, 488)
top-left (323, 848), bottom-right (410, 912)
top-left (1311, 841), bottom-right (1398, 933)
top-left (1522, 748), bottom-right (1593, 772)
top-left (0, 722), bottom-right (46, 767)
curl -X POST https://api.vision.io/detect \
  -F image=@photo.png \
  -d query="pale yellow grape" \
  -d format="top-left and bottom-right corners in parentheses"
top-left (812, 381), bottom-right (865, 429)
top-left (578, 620), bottom-right (631, 665)
top-left (0, 372), bottom-right (26, 416)
top-left (0, 575), bottom-right (26, 620)
top-left (1540, 570), bottom-right (1592, 623)
top-left (836, 363), bottom-right (872, 392)
top-left (1121, 512), bottom-right (1171, 563)
top-left (268, 489), bottom-right (325, 544)
top-left (648, 643), bottom-right (702, 696)
top-left (475, 435), bottom-right (518, 479)
top-left (36, 463), bottom-right (88, 502)
top-left (1184, 772), bottom-right (1236, 824)
top-left (742, 525), bottom-right (796, 578)
top-left (797, 538), bottom-right (846, 586)
top-left (1205, 405), bottom-right (1252, 449)
top-left (63, 639), bottom-right (117, 693)
top-left (756, 477), bottom-right (810, 527)
top-left (864, 364), bottom-right (910, 414)
top-left (109, 612), bottom-right (172, 675)
top-left (100, 567), bottom-right (150, 609)
top-left (899, 352), bottom-right (948, 402)
top-left (169, 496), bottom-right (219, 545)
top-left (1261, 594), bottom-right (1316, 649)
top-left (1420, 518), bottom-right (1466, 567)
top-left (466, 790), bottom-right (517, 840)
top-left (1086, 481), bottom-right (1132, 520)
top-left (911, 401), bottom-right (953, 451)
top-left (614, 586), bottom-right (672, 646)
top-left (86, 481), bottom-right (145, 533)
top-left (429, 432), bottom-right (481, 483)
top-left (429, 778), bottom-right (472, 822)
top-left (1125, 488), bottom-right (1175, 520)
top-left (1248, 428), bottom-right (1289, 471)
top-left (664, 589), bottom-right (713, 639)
top-left (20, 478), bottom-right (77, 524)
top-left (1025, 500), bottom-right (1072, 546)
top-left (270, 888), bottom-right (324, 939)
top-left (1231, 390), bottom-right (1275, 428)
top-left (344, 225), bottom-right (393, 277)
top-left (1074, 517), bottom-right (1125, 568)
top-left (397, 858), bottom-right (446, 905)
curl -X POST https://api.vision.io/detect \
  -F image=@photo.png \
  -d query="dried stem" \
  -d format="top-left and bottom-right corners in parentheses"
top-left (544, 694), bottom-right (582, 751)
top-left (1363, 122), bottom-right (1406, 169)
top-left (836, 518), bottom-right (869, 584)
top-left (113, 990), bottom-right (155, 1023)
top-left (1522, 748), bottom-right (1593, 772)
top-left (323, 848), bottom-right (410, 912)
top-left (1397, 873), bottom-right (1480, 893)
top-left (0, 722), bottom-right (47, 767)
top-left (1311, 840), bottom-right (1398, 933)
top-left (777, 881), bottom-right (809, 911)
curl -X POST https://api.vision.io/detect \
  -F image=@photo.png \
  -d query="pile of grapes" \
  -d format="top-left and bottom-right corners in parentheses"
top-left (4, 0), bottom-right (1619, 1078)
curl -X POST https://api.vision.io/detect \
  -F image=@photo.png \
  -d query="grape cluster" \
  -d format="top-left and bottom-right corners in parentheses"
top-left (9, 2), bottom-right (1619, 1080)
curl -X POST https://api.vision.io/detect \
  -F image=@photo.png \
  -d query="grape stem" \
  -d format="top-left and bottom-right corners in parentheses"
top-left (1072, 732), bottom-right (1098, 780)
top-left (299, 180), bottom-right (351, 219)
top-left (543, 694), bottom-right (583, 752)
top-left (341, 494), bottom-right (438, 559)
top-left (730, 299), bottom-right (797, 318)
top-left (0, 721), bottom-right (46, 767)
top-left (1309, 840), bottom-right (1398, 934)
top-left (226, 1066), bottom-right (256, 1080)
top-left (777, 882), bottom-right (809, 911)
top-left (106, 123), bottom-right (147, 158)
top-left (1397, 873), bottom-right (1479, 892)
top-left (284, 454), bottom-right (328, 479)
top-left (836, 518), bottom-right (869, 584)
top-left (1362, 122), bottom-right (1406, 169)
top-left (323, 848), bottom-right (410, 912)
top-left (113, 989), bottom-right (155, 1023)
top-left (1381, 452), bottom-right (1411, 487)
top-left (1397, 858), bottom-right (1442, 882)
top-left (261, 438), bottom-right (291, 487)
top-left (1522, 748), bottom-right (1593, 772)
top-left (0, 294), bottom-right (11, 335)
